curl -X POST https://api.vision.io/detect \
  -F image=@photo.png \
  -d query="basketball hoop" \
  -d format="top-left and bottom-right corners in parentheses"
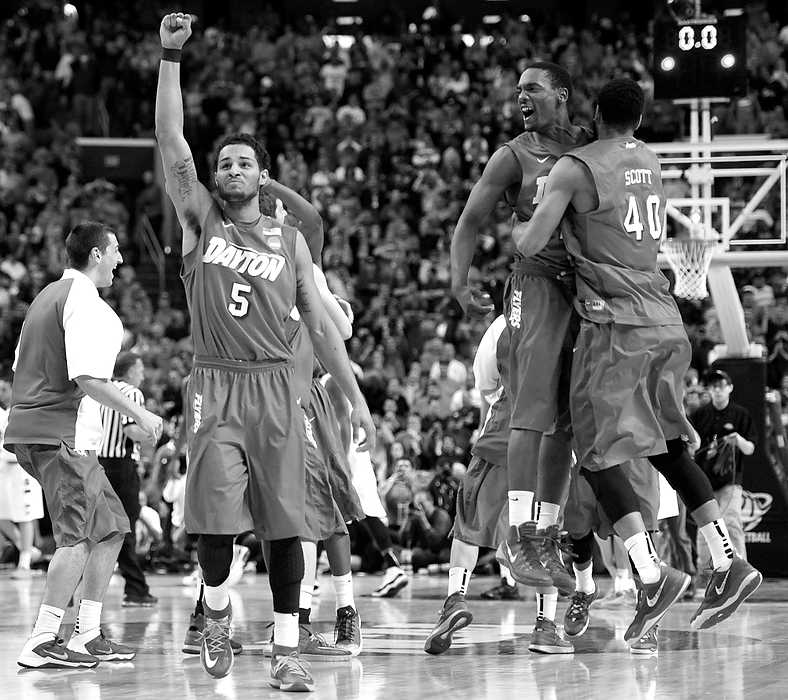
top-left (661, 237), bottom-right (722, 300)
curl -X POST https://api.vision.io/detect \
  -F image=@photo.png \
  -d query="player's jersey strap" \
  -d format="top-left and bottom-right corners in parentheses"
top-left (505, 131), bottom-right (589, 276)
top-left (562, 138), bottom-right (683, 327)
top-left (181, 204), bottom-right (299, 361)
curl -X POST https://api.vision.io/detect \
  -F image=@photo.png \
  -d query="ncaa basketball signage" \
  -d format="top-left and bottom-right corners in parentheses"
top-left (712, 358), bottom-right (788, 576)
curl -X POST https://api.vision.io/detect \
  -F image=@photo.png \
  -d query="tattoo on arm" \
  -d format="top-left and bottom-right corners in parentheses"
top-left (170, 157), bottom-right (197, 202)
top-left (296, 273), bottom-right (313, 315)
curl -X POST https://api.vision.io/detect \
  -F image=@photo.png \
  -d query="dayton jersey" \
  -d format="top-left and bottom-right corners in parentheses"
top-left (181, 204), bottom-right (299, 361)
top-left (505, 130), bottom-right (590, 276)
top-left (471, 315), bottom-right (511, 468)
top-left (562, 137), bottom-right (683, 326)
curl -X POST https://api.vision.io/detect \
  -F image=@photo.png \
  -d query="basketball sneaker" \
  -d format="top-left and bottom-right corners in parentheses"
top-left (595, 587), bottom-right (638, 609)
top-left (18, 634), bottom-right (99, 669)
top-left (629, 624), bottom-right (658, 656)
top-left (624, 564), bottom-right (690, 643)
top-left (200, 608), bottom-right (234, 678)
top-left (182, 612), bottom-right (243, 655)
top-left (689, 556), bottom-right (762, 631)
top-left (298, 624), bottom-right (352, 661)
top-left (528, 618), bottom-right (574, 654)
top-left (564, 589), bottom-right (597, 637)
top-left (480, 579), bottom-right (521, 600)
top-left (496, 523), bottom-right (553, 587)
top-left (423, 593), bottom-right (473, 655)
top-left (371, 566), bottom-right (409, 598)
top-left (122, 592), bottom-right (158, 607)
top-left (67, 629), bottom-right (136, 661)
top-left (536, 525), bottom-right (576, 594)
top-left (270, 651), bottom-right (314, 692)
top-left (334, 606), bottom-right (362, 656)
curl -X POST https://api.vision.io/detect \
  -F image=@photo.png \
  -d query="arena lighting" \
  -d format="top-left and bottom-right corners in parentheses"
top-left (483, 15), bottom-right (502, 24)
top-left (479, 35), bottom-right (495, 47)
top-left (660, 56), bottom-right (676, 71)
top-left (336, 16), bottom-right (362, 26)
top-left (63, 3), bottom-right (78, 18)
top-left (461, 34), bottom-right (475, 47)
top-left (721, 53), bottom-right (736, 68)
top-left (520, 15), bottom-right (531, 23)
top-left (423, 6), bottom-right (438, 20)
top-left (322, 34), bottom-right (356, 49)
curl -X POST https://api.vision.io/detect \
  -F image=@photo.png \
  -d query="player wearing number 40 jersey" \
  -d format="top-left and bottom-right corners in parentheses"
top-left (155, 11), bottom-right (374, 694)
top-left (513, 77), bottom-right (761, 646)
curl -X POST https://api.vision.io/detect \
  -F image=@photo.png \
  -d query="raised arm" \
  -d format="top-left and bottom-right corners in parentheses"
top-left (267, 179), bottom-right (324, 263)
top-left (451, 146), bottom-right (521, 317)
top-left (511, 156), bottom-right (580, 257)
top-left (293, 232), bottom-right (375, 451)
top-left (155, 12), bottom-right (213, 257)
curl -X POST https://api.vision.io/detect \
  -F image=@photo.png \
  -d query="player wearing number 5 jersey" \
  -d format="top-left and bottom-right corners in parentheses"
top-left (513, 78), bottom-right (761, 647)
top-left (155, 12), bottom-right (375, 693)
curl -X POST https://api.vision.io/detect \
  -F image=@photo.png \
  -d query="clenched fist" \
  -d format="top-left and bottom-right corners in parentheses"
top-left (160, 12), bottom-right (193, 49)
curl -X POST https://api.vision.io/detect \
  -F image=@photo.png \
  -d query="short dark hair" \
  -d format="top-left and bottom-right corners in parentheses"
top-left (596, 78), bottom-right (644, 129)
top-left (114, 351), bottom-right (142, 379)
top-left (526, 61), bottom-right (573, 98)
top-left (65, 221), bottom-right (113, 270)
top-left (213, 133), bottom-right (271, 172)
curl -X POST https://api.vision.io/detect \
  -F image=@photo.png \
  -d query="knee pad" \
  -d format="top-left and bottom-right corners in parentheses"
top-left (197, 534), bottom-right (234, 587)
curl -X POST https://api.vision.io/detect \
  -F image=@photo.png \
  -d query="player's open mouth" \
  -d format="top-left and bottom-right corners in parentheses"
top-left (521, 106), bottom-right (535, 119)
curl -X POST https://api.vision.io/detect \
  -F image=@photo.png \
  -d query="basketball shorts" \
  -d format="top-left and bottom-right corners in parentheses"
top-left (13, 443), bottom-right (129, 547)
top-left (303, 412), bottom-right (348, 542)
top-left (504, 271), bottom-right (575, 433)
top-left (0, 455), bottom-right (44, 522)
top-left (564, 458), bottom-right (660, 540)
top-left (453, 455), bottom-right (509, 549)
top-left (185, 358), bottom-right (306, 539)
top-left (571, 322), bottom-right (694, 471)
top-left (308, 380), bottom-right (364, 523)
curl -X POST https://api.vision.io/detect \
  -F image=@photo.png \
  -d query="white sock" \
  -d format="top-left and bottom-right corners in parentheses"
top-left (624, 532), bottom-right (661, 584)
top-left (699, 519), bottom-right (735, 571)
top-left (573, 563), bottom-right (596, 594)
top-left (447, 567), bottom-right (471, 597)
top-left (273, 612), bottom-right (299, 649)
top-left (614, 569), bottom-right (634, 593)
top-left (332, 572), bottom-right (355, 610)
top-left (535, 501), bottom-right (560, 530)
top-left (508, 490), bottom-right (534, 526)
top-left (536, 589), bottom-right (558, 622)
top-left (203, 582), bottom-right (230, 612)
top-left (299, 580), bottom-right (314, 611)
top-left (18, 550), bottom-right (32, 569)
top-left (500, 565), bottom-right (515, 587)
top-left (74, 599), bottom-right (102, 637)
top-left (32, 604), bottom-right (64, 639)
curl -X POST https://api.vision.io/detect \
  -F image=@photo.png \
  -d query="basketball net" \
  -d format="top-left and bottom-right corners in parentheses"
top-left (662, 237), bottom-right (722, 300)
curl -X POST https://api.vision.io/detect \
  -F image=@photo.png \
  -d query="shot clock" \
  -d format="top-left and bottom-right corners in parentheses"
top-left (653, 15), bottom-right (747, 100)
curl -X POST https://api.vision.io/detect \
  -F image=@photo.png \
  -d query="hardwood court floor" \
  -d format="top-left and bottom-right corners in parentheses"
top-left (1, 570), bottom-right (787, 700)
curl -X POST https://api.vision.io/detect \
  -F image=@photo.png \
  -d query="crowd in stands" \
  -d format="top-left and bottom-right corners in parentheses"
top-left (2, 0), bottom-right (788, 572)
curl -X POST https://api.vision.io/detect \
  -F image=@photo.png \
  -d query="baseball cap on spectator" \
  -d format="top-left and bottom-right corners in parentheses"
top-left (705, 369), bottom-right (732, 386)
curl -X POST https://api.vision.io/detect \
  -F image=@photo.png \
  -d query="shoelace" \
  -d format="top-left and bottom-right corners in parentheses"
top-left (204, 617), bottom-right (230, 656)
top-left (566, 593), bottom-right (591, 621)
top-left (309, 630), bottom-right (332, 646)
top-left (273, 654), bottom-right (312, 678)
top-left (335, 610), bottom-right (357, 643)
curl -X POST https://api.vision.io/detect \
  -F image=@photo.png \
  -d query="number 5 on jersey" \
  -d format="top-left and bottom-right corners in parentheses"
top-left (228, 282), bottom-right (252, 317)
top-left (624, 194), bottom-right (663, 241)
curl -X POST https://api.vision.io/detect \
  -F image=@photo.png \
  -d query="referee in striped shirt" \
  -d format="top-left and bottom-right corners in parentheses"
top-left (99, 352), bottom-right (157, 607)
